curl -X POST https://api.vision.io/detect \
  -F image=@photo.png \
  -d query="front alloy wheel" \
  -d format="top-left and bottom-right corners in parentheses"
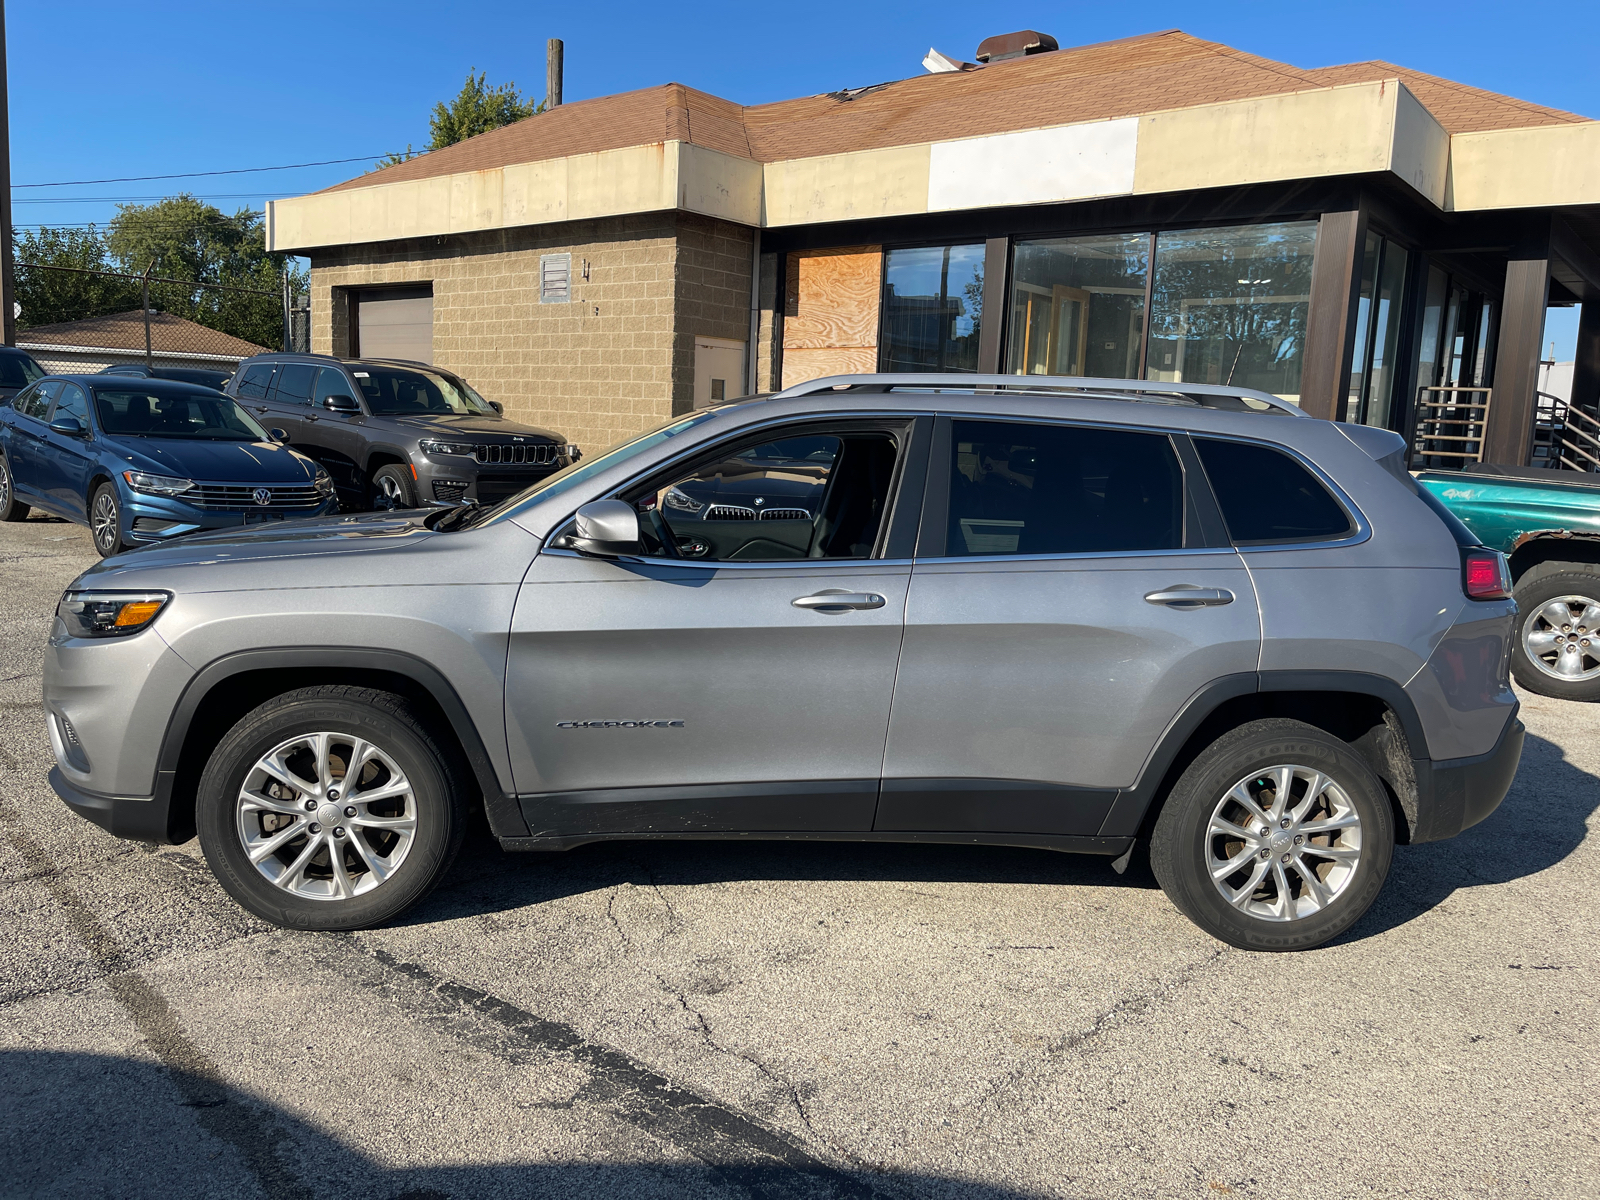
top-left (197, 685), bottom-right (465, 930)
top-left (90, 482), bottom-right (122, 556)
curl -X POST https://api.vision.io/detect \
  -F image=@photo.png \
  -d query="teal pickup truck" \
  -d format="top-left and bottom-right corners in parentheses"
top-left (1418, 464), bottom-right (1600, 701)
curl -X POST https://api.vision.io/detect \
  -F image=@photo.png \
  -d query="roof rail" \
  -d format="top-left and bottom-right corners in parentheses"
top-left (770, 373), bottom-right (1308, 417)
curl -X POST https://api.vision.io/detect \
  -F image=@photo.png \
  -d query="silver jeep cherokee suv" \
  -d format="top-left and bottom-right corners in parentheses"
top-left (43, 375), bottom-right (1524, 951)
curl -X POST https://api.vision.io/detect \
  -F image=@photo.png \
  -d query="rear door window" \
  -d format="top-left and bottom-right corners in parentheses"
top-left (274, 364), bottom-right (316, 405)
top-left (945, 420), bottom-right (1183, 556)
top-left (1194, 438), bottom-right (1353, 544)
top-left (235, 363), bottom-right (278, 399)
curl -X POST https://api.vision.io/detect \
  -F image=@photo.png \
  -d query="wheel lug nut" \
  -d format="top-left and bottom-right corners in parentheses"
top-left (1280, 818), bottom-right (1291, 829)
top-left (334, 827), bottom-right (346, 838)
top-left (304, 800), bottom-right (316, 811)
top-left (344, 806), bottom-right (356, 818)
top-left (308, 822), bottom-right (321, 834)
top-left (1259, 848), bottom-right (1271, 859)
top-left (1259, 827), bottom-right (1270, 837)
top-left (1294, 834), bottom-right (1304, 845)
top-left (328, 788), bottom-right (339, 801)
top-left (1281, 852), bottom-right (1292, 862)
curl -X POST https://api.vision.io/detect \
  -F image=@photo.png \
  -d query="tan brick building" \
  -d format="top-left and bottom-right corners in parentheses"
top-left (272, 28), bottom-right (1600, 466)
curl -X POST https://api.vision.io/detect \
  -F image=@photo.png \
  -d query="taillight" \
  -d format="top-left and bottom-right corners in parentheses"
top-left (1462, 549), bottom-right (1511, 600)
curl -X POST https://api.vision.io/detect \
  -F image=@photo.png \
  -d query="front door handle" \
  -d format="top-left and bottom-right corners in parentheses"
top-left (252, 406), bottom-right (269, 414)
top-left (1144, 586), bottom-right (1235, 608)
top-left (792, 591), bottom-right (887, 613)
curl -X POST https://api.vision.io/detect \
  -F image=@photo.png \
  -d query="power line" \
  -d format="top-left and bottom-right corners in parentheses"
top-left (13, 154), bottom-right (414, 189)
top-left (15, 194), bottom-right (296, 203)
top-left (15, 260), bottom-right (280, 296)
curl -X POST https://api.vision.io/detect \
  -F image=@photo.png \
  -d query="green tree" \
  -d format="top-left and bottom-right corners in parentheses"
top-left (101, 194), bottom-right (306, 349)
top-left (428, 69), bottom-right (541, 149)
top-left (13, 226), bottom-right (140, 328)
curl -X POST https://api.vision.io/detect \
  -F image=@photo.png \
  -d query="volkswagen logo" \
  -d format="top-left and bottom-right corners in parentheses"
top-left (252, 487), bottom-right (272, 507)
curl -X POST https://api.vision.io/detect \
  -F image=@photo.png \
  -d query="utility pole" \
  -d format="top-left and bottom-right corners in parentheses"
top-left (282, 268), bottom-right (291, 352)
top-left (142, 261), bottom-right (153, 368)
top-left (546, 38), bottom-right (563, 109)
top-left (0, 0), bottom-right (15, 346)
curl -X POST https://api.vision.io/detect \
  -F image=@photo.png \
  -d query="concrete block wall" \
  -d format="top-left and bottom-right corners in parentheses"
top-left (672, 214), bottom-right (755, 411)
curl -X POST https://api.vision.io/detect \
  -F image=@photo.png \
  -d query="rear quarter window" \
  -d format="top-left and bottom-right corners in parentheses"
top-left (1195, 438), bottom-right (1354, 545)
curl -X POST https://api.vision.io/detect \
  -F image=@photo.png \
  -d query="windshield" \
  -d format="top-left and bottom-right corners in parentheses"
top-left (0, 354), bottom-right (45, 389)
top-left (93, 389), bottom-right (271, 441)
top-left (351, 365), bottom-right (497, 416)
top-left (466, 409), bottom-right (723, 530)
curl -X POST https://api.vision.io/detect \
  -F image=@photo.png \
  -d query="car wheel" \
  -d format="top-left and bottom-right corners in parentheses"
top-left (1150, 718), bottom-right (1395, 952)
top-left (1510, 563), bottom-right (1600, 701)
top-left (0, 453), bottom-right (30, 522)
top-left (196, 685), bottom-right (467, 930)
top-left (370, 464), bottom-right (418, 510)
top-left (89, 482), bottom-right (124, 556)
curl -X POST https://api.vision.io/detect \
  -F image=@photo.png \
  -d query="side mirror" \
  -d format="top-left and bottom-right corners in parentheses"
top-left (488, 400), bottom-right (504, 415)
top-left (567, 500), bottom-right (641, 557)
top-left (49, 415), bottom-right (86, 437)
top-left (322, 394), bottom-right (360, 414)
top-left (268, 427), bottom-right (289, 443)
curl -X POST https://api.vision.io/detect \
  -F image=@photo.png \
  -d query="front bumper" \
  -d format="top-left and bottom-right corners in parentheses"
top-left (50, 767), bottom-right (172, 842)
top-left (122, 487), bottom-right (338, 545)
top-left (1410, 710), bottom-right (1526, 843)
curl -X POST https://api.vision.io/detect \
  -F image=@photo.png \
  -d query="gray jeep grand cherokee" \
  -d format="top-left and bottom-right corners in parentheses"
top-left (227, 353), bottom-right (580, 510)
top-left (43, 374), bottom-right (1524, 951)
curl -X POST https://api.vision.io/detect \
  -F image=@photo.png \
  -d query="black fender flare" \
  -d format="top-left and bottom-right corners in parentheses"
top-left (153, 646), bottom-right (526, 843)
top-left (1097, 670), bottom-right (1431, 839)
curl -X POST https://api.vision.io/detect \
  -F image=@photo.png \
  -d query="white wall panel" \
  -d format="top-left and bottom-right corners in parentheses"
top-left (926, 118), bottom-right (1139, 211)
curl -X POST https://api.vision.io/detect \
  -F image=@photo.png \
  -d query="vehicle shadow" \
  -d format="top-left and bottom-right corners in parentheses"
top-left (1339, 730), bottom-right (1597, 942)
top-left (0, 1049), bottom-right (1061, 1200)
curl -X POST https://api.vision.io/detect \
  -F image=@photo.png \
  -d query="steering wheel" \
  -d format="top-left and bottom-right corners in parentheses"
top-left (642, 507), bottom-right (680, 558)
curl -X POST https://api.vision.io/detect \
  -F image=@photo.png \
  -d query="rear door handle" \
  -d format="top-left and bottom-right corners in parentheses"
top-left (1144, 586), bottom-right (1235, 608)
top-left (792, 591), bottom-right (887, 612)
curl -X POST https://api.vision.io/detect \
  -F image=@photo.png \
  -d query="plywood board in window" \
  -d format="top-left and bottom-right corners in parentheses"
top-left (781, 345), bottom-right (878, 390)
top-left (783, 247), bottom-right (881, 351)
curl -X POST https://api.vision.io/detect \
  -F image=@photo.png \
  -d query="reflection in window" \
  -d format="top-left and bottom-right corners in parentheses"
top-left (1347, 233), bottom-right (1410, 428)
top-left (1146, 222), bottom-right (1317, 404)
top-left (1007, 234), bottom-right (1148, 378)
top-left (880, 244), bottom-right (984, 373)
top-left (946, 420), bottom-right (1182, 556)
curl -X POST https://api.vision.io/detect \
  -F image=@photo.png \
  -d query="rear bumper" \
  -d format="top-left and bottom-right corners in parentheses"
top-left (1410, 711), bottom-right (1526, 843)
top-left (50, 766), bottom-right (174, 843)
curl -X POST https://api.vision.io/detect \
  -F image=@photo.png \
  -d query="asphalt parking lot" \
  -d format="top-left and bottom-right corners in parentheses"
top-left (0, 511), bottom-right (1595, 1200)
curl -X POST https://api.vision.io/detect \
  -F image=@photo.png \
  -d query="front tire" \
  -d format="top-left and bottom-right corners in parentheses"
top-left (1150, 719), bottom-right (1395, 951)
top-left (1510, 563), bottom-right (1600, 701)
top-left (196, 686), bottom-right (467, 930)
top-left (369, 463), bottom-right (418, 510)
top-left (0, 453), bottom-right (29, 521)
top-left (89, 482), bottom-right (124, 556)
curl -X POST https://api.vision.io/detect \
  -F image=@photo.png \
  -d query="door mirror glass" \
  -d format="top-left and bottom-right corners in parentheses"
top-left (49, 414), bottom-right (86, 437)
top-left (322, 393), bottom-right (360, 413)
top-left (488, 400), bottom-right (504, 415)
top-left (569, 499), bottom-right (641, 556)
top-left (267, 427), bottom-right (289, 443)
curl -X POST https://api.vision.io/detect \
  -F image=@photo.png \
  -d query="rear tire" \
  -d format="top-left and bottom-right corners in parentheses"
top-left (196, 685), bottom-right (467, 930)
top-left (1510, 563), bottom-right (1600, 701)
top-left (89, 482), bottom-right (124, 556)
top-left (1150, 718), bottom-right (1394, 952)
top-left (0, 453), bottom-right (29, 521)
top-left (369, 463), bottom-right (418, 510)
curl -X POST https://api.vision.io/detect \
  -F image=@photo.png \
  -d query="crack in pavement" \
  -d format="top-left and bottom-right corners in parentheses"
top-left (314, 932), bottom-right (891, 1199)
top-left (0, 792), bottom-right (313, 1200)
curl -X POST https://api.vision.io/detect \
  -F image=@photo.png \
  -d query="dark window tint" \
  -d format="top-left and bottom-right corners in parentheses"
top-left (17, 381), bottom-right (60, 420)
top-left (275, 364), bottom-right (316, 405)
top-left (947, 420), bottom-right (1183, 556)
top-left (235, 363), bottom-right (277, 399)
top-left (1195, 438), bottom-right (1353, 544)
top-left (314, 368), bottom-right (352, 406)
top-left (52, 383), bottom-right (89, 425)
top-left (93, 390), bottom-right (268, 441)
top-left (0, 353), bottom-right (44, 388)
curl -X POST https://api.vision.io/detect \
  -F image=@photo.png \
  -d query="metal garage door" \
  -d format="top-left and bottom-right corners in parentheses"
top-left (354, 286), bottom-right (433, 364)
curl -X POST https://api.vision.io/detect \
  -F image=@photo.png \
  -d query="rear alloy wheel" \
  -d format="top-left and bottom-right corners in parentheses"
top-left (370, 464), bottom-right (418, 511)
top-left (0, 454), bottom-right (30, 521)
top-left (196, 685), bottom-right (466, 930)
top-left (1511, 565), bottom-right (1600, 701)
top-left (89, 482), bottom-right (124, 556)
top-left (1151, 719), bottom-right (1394, 951)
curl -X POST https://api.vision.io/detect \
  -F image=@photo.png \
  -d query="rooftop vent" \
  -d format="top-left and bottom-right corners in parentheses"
top-left (922, 47), bottom-right (980, 73)
top-left (974, 30), bottom-right (1059, 63)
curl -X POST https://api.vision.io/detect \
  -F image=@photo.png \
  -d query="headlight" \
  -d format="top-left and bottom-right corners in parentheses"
top-left (419, 440), bottom-right (477, 457)
top-left (313, 469), bottom-right (335, 496)
top-left (663, 486), bottom-right (703, 514)
top-left (57, 591), bottom-right (171, 639)
top-left (123, 471), bottom-right (193, 497)
top-left (563, 444), bottom-right (582, 461)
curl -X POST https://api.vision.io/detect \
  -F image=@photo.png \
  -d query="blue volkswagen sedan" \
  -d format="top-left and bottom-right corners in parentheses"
top-left (0, 375), bottom-right (336, 556)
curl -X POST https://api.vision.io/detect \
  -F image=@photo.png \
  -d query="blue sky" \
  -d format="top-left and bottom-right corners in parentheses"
top-left (10, 0), bottom-right (1596, 353)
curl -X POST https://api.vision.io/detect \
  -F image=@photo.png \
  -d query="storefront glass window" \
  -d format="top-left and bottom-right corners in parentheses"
top-left (1146, 222), bottom-right (1317, 404)
top-left (1347, 233), bottom-right (1411, 428)
top-left (1006, 234), bottom-right (1148, 378)
top-left (1416, 265), bottom-right (1450, 390)
top-left (880, 244), bottom-right (985, 373)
